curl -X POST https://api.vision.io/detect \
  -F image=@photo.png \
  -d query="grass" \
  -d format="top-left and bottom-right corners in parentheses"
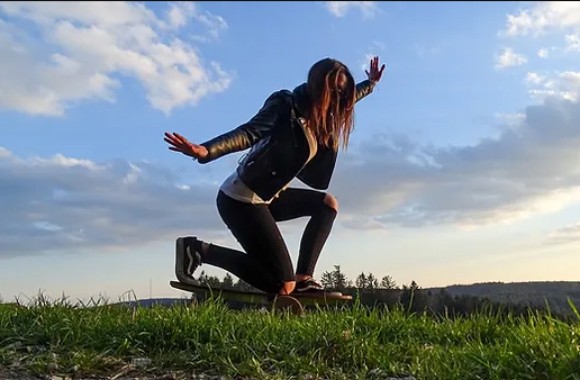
top-left (1, 294), bottom-right (580, 380)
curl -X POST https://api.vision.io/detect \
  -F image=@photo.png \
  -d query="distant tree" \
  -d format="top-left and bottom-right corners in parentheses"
top-left (321, 265), bottom-right (351, 290)
top-left (335, 265), bottom-right (351, 289)
top-left (400, 280), bottom-right (422, 311)
top-left (380, 275), bottom-right (398, 289)
top-left (321, 271), bottom-right (334, 288)
top-left (197, 271), bottom-right (221, 288)
top-left (366, 273), bottom-right (379, 290)
top-left (222, 273), bottom-right (235, 290)
top-left (355, 272), bottom-right (367, 289)
top-left (409, 281), bottom-right (430, 312)
top-left (435, 289), bottom-right (454, 315)
top-left (410, 280), bottom-right (419, 291)
top-left (197, 270), bottom-right (208, 283)
top-left (354, 272), bottom-right (380, 291)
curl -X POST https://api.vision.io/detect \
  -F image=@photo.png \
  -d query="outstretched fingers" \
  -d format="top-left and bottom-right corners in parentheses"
top-left (173, 132), bottom-right (189, 144)
top-left (164, 132), bottom-right (178, 144)
top-left (366, 56), bottom-right (386, 82)
top-left (164, 132), bottom-right (193, 151)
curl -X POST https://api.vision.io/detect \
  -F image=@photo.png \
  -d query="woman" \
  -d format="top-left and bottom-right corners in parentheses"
top-left (164, 56), bottom-right (385, 296)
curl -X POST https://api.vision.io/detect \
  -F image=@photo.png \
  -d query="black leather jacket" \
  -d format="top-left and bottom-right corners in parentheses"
top-left (199, 80), bottom-right (376, 200)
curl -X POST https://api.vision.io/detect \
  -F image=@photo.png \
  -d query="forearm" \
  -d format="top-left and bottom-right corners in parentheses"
top-left (197, 91), bottom-right (286, 164)
top-left (198, 126), bottom-right (254, 164)
top-left (355, 79), bottom-right (377, 103)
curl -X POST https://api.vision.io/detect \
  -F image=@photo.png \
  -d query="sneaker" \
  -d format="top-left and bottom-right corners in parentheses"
top-left (175, 236), bottom-right (202, 285)
top-left (294, 278), bottom-right (344, 297)
top-left (294, 278), bottom-right (326, 293)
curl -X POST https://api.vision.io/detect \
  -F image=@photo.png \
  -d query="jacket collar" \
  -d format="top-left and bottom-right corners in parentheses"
top-left (291, 82), bottom-right (310, 118)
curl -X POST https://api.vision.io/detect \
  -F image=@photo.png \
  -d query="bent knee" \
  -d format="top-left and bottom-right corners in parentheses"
top-left (323, 193), bottom-right (339, 212)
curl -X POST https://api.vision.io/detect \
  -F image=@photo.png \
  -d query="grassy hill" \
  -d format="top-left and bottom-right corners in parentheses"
top-left (434, 281), bottom-right (580, 316)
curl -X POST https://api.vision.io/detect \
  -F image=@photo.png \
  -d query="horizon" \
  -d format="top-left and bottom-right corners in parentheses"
top-left (5, 277), bottom-right (579, 306)
top-left (2, 1), bottom-right (580, 302)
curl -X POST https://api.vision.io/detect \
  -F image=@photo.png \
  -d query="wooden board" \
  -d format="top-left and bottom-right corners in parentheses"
top-left (169, 281), bottom-right (352, 309)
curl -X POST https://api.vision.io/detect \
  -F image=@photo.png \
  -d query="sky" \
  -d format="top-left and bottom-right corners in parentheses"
top-left (2, 1), bottom-right (580, 303)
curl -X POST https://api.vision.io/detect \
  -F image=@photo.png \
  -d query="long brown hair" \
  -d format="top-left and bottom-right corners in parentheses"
top-left (306, 58), bottom-right (356, 151)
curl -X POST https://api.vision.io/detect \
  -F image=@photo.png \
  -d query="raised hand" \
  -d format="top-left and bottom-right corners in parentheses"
top-left (163, 132), bottom-right (208, 160)
top-left (365, 56), bottom-right (386, 83)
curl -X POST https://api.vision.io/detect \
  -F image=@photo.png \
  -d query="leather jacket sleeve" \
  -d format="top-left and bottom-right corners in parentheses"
top-left (198, 90), bottom-right (291, 164)
top-left (355, 79), bottom-right (376, 103)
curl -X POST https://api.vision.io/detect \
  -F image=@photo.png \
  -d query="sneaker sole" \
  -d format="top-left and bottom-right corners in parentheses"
top-left (295, 289), bottom-right (343, 297)
top-left (175, 237), bottom-right (189, 283)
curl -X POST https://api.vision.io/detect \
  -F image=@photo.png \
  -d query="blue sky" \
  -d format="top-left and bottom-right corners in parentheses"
top-left (2, 1), bottom-right (580, 302)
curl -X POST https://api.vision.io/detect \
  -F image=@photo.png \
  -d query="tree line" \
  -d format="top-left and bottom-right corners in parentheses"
top-left (193, 265), bottom-right (576, 320)
top-left (195, 265), bottom-right (399, 292)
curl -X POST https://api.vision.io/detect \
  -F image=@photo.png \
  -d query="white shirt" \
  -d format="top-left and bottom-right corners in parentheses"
top-left (219, 118), bottom-right (317, 204)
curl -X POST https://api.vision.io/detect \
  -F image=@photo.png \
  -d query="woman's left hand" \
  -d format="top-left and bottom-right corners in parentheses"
top-left (365, 56), bottom-right (386, 83)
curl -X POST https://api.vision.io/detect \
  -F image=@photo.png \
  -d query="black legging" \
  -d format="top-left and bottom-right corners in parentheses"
top-left (202, 188), bottom-right (337, 293)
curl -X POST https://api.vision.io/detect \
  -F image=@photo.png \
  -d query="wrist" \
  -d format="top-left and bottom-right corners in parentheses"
top-left (200, 145), bottom-right (209, 158)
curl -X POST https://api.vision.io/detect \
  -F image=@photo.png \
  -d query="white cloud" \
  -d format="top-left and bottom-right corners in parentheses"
top-left (526, 71), bottom-right (580, 102)
top-left (0, 146), bottom-right (11, 158)
top-left (494, 112), bottom-right (526, 129)
top-left (360, 53), bottom-right (376, 72)
top-left (499, 2), bottom-right (580, 64)
top-left (495, 47), bottom-right (527, 69)
top-left (190, 6), bottom-right (227, 40)
top-left (359, 42), bottom-right (387, 72)
top-left (166, 2), bottom-right (194, 29)
top-left (330, 92), bottom-right (580, 230)
top-left (0, 147), bottom-right (222, 258)
top-left (566, 33), bottom-right (580, 52)
top-left (525, 72), bottom-right (545, 85)
top-left (325, 1), bottom-right (378, 18)
top-left (4, 88), bottom-right (580, 253)
top-left (537, 48), bottom-right (549, 58)
top-left (0, 2), bottom-right (231, 116)
top-left (498, 4), bottom-right (580, 103)
top-left (503, 2), bottom-right (580, 37)
top-left (31, 153), bottom-right (102, 170)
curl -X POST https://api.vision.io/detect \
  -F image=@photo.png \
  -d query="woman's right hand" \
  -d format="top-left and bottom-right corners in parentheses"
top-left (164, 132), bottom-right (209, 160)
